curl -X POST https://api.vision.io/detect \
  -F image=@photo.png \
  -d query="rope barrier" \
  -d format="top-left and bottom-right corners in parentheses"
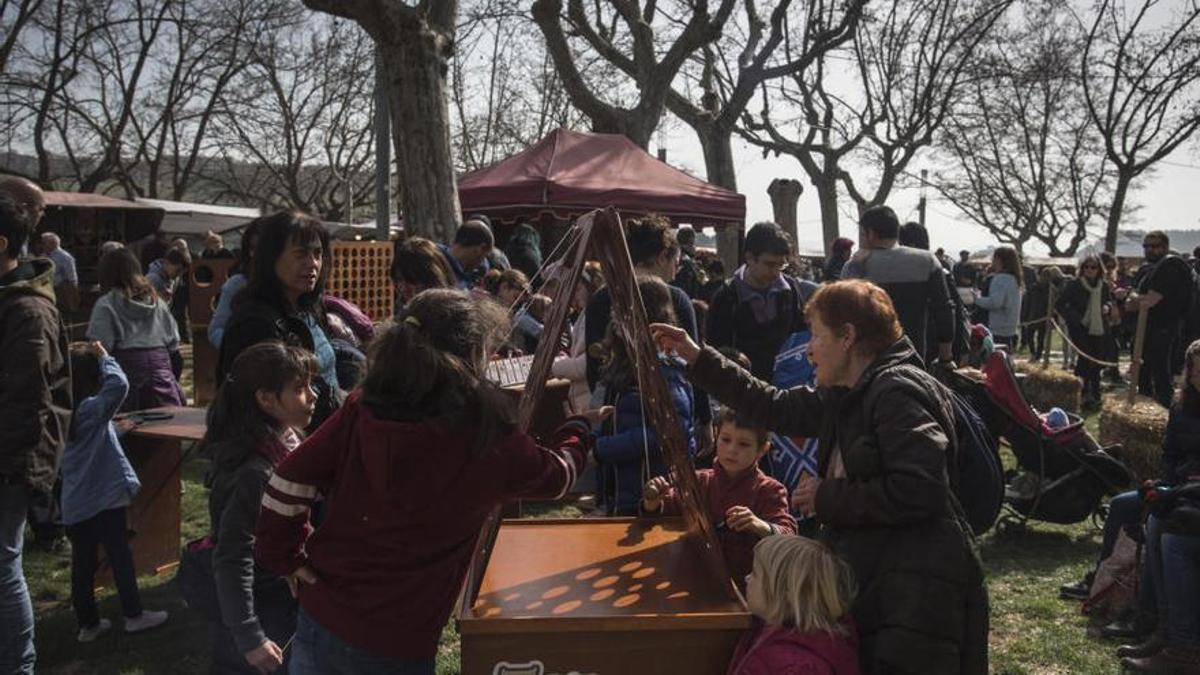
top-left (1045, 317), bottom-right (1122, 368)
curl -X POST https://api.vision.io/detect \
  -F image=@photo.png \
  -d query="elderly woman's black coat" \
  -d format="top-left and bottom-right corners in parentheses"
top-left (689, 339), bottom-right (988, 675)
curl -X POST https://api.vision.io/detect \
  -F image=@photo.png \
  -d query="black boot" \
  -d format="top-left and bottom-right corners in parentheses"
top-left (1060, 570), bottom-right (1094, 600)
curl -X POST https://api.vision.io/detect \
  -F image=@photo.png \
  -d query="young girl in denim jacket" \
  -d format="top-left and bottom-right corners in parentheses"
top-left (61, 342), bottom-right (168, 642)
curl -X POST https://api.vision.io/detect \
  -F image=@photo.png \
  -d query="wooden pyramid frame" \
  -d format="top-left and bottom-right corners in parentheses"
top-left (461, 207), bottom-right (736, 612)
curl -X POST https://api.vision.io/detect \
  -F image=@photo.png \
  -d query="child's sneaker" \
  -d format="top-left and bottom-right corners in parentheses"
top-left (124, 610), bottom-right (168, 634)
top-left (77, 618), bottom-right (112, 643)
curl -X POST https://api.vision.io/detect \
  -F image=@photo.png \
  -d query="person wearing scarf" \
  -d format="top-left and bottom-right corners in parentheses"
top-left (1057, 256), bottom-right (1113, 407)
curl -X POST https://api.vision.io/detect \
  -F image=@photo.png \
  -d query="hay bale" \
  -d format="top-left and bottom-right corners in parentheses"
top-left (1014, 360), bottom-right (1083, 413)
top-left (1099, 393), bottom-right (1168, 484)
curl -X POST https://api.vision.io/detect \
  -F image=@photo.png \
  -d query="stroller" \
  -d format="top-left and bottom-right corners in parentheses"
top-left (944, 351), bottom-right (1132, 533)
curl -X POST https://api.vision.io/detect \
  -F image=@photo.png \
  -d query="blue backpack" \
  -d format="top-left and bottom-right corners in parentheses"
top-left (945, 388), bottom-right (1005, 535)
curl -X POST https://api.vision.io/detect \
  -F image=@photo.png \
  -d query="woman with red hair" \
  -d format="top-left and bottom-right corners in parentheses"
top-left (653, 279), bottom-right (987, 675)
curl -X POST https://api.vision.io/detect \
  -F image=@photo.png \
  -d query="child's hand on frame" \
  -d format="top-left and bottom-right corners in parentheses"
top-left (642, 476), bottom-right (671, 512)
top-left (286, 565), bottom-right (318, 598)
top-left (725, 505), bottom-right (772, 538)
top-left (580, 406), bottom-right (614, 429)
top-left (793, 474), bottom-right (822, 517)
top-left (243, 639), bottom-right (284, 674)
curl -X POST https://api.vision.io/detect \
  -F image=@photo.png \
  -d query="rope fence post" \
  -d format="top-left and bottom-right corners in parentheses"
top-left (1042, 284), bottom-right (1056, 368)
top-left (1127, 303), bottom-right (1149, 405)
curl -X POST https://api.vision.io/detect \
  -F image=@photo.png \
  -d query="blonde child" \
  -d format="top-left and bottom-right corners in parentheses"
top-left (642, 408), bottom-right (795, 584)
top-left (730, 536), bottom-right (860, 674)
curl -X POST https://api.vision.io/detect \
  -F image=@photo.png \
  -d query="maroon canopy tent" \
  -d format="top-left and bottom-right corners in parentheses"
top-left (457, 128), bottom-right (746, 230)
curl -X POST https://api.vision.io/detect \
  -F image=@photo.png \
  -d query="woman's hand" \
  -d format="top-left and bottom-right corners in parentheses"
top-left (286, 565), bottom-right (318, 598)
top-left (650, 323), bottom-right (700, 364)
top-left (243, 639), bottom-right (284, 674)
top-left (91, 341), bottom-right (109, 358)
top-left (725, 505), bottom-right (772, 538)
top-left (792, 474), bottom-right (822, 517)
top-left (580, 406), bottom-right (614, 429)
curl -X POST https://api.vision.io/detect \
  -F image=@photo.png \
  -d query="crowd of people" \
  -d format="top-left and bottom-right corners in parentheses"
top-left (0, 169), bottom-right (1196, 675)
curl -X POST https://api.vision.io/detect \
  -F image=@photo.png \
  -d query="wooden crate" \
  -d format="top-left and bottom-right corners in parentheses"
top-left (328, 241), bottom-right (393, 323)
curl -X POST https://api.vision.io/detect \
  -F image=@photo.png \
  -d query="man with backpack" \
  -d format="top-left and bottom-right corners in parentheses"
top-left (842, 206), bottom-right (956, 366)
top-left (707, 222), bottom-right (814, 382)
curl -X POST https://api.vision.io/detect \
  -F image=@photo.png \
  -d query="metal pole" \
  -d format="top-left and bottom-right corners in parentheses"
top-left (1042, 284), bottom-right (1055, 368)
top-left (374, 45), bottom-right (391, 241)
top-left (918, 169), bottom-right (927, 228)
top-left (1127, 303), bottom-right (1149, 405)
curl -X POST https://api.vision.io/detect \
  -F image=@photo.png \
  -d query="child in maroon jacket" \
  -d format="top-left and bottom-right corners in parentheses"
top-left (731, 535), bottom-right (861, 675)
top-left (253, 290), bottom-right (611, 674)
top-left (642, 407), bottom-right (796, 585)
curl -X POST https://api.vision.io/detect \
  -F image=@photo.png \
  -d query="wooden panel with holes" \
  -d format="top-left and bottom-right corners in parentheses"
top-left (189, 259), bottom-right (234, 405)
top-left (327, 241), bottom-right (394, 323)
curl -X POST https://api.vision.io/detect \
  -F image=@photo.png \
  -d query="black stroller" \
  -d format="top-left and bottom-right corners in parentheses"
top-left (946, 351), bottom-right (1132, 533)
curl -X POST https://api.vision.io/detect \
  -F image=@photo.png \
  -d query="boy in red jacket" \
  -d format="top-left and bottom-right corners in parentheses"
top-left (642, 408), bottom-right (796, 585)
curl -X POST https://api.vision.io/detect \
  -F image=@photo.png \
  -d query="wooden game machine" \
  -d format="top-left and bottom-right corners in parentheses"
top-left (458, 209), bottom-right (750, 675)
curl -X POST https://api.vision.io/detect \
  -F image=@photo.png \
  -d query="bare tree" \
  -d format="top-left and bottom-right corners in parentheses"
top-left (122, 0), bottom-right (301, 199)
top-left (740, 0), bottom-right (1010, 254)
top-left (450, 1), bottom-right (586, 172)
top-left (668, 0), bottom-right (864, 193)
top-left (204, 18), bottom-right (376, 221)
top-left (301, 0), bottom-right (461, 242)
top-left (935, 0), bottom-right (1112, 256)
top-left (1083, 0), bottom-right (1200, 253)
top-left (531, 0), bottom-right (739, 150)
top-left (0, 0), bottom-right (45, 75)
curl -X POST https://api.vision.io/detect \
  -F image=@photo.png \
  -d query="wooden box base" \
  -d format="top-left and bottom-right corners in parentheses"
top-left (459, 518), bottom-right (749, 675)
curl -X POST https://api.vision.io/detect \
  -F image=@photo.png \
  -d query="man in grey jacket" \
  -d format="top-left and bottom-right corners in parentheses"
top-left (842, 205), bottom-right (955, 365)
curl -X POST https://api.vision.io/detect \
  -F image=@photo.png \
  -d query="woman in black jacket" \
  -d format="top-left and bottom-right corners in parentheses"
top-left (1056, 255), bottom-right (1113, 407)
top-left (204, 342), bottom-right (318, 674)
top-left (653, 279), bottom-right (987, 675)
top-left (217, 212), bottom-right (342, 430)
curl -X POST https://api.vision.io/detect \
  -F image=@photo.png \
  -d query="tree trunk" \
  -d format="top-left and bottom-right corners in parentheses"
top-left (379, 25), bottom-right (460, 243)
top-left (812, 175), bottom-right (841, 257)
top-left (1105, 170), bottom-right (1133, 254)
top-left (697, 127), bottom-right (742, 271)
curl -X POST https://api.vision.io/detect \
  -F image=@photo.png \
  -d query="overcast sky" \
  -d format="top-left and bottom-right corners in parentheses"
top-left (656, 129), bottom-right (1199, 257)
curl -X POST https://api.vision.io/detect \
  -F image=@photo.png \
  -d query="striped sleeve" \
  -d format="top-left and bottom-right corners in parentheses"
top-left (502, 418), bottom-right (593, 501)
top-left (253, 399), bottom-right (355, 577)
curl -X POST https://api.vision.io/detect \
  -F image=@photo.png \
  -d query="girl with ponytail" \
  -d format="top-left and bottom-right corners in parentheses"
top-left (252, 289), bottom-right (611, 674)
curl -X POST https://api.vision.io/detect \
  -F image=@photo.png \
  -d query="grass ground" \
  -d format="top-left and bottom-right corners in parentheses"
top-left (22, 342), bottom-right (1135, 674)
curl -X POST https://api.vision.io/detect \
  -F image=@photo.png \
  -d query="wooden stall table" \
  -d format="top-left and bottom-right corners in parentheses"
top-left (114, 406), bottom-right (207, 578)
top-left (459, 518), bottom-right (749, 674)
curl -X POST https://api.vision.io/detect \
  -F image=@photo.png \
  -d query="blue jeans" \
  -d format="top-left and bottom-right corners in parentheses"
top-left (289, 608), bottom-right (434, 675)
top-left (1145, 516), bottom-right (1200, 650)
top-left (0, 483), bottom-right (35, 674)
top-left (1101, 491), bottom-right (1143, 563)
